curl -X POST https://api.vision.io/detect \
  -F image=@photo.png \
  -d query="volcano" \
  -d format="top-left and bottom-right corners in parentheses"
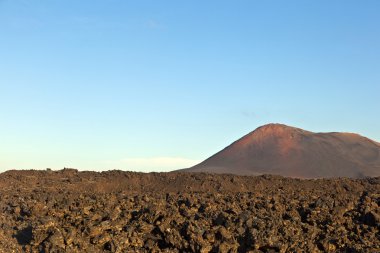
top-left (183, 124), bottom-right (380, 178)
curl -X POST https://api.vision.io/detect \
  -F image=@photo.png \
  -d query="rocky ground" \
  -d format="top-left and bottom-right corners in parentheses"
top-left (0, 169), bottom-right (379, 253)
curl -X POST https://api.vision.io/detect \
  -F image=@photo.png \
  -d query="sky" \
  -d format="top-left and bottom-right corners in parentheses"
top-left (1, 0), bottom-right (379, 172)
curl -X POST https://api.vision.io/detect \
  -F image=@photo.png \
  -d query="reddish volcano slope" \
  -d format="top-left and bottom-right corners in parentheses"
top-left (185, 124), bottom-right (380, 178)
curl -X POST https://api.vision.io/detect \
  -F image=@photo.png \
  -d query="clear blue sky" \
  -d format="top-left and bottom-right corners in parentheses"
top-left (1, 0), bottom-right (379, 172)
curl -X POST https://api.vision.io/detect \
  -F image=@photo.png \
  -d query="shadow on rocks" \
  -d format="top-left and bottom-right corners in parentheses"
top-left (14, 225), bottom-right (33, 245)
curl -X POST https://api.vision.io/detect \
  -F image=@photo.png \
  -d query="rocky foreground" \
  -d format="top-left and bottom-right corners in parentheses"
top-left (0, 169), bottom-right (379, 253)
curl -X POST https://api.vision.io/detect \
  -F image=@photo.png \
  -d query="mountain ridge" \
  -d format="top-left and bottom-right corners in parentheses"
top-left (182, 124), bottom-right (380, 178)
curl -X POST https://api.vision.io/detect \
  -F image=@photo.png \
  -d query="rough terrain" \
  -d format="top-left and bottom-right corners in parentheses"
top-left (0, 169), bottom-right (379, 252)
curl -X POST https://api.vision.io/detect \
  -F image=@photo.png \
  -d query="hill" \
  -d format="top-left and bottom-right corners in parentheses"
top-left (183, 124), bottom-right (380, 178)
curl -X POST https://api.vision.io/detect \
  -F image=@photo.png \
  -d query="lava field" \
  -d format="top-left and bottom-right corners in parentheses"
top-left (0, 169), bottom-right (379, 252)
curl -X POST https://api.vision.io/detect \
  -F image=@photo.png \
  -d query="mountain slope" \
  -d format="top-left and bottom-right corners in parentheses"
top-left (183, 124), bottom-right (380, 178)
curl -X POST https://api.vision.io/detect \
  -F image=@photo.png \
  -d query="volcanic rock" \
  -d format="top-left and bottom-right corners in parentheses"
top-left (0, 170), bottom-right (379, 252)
